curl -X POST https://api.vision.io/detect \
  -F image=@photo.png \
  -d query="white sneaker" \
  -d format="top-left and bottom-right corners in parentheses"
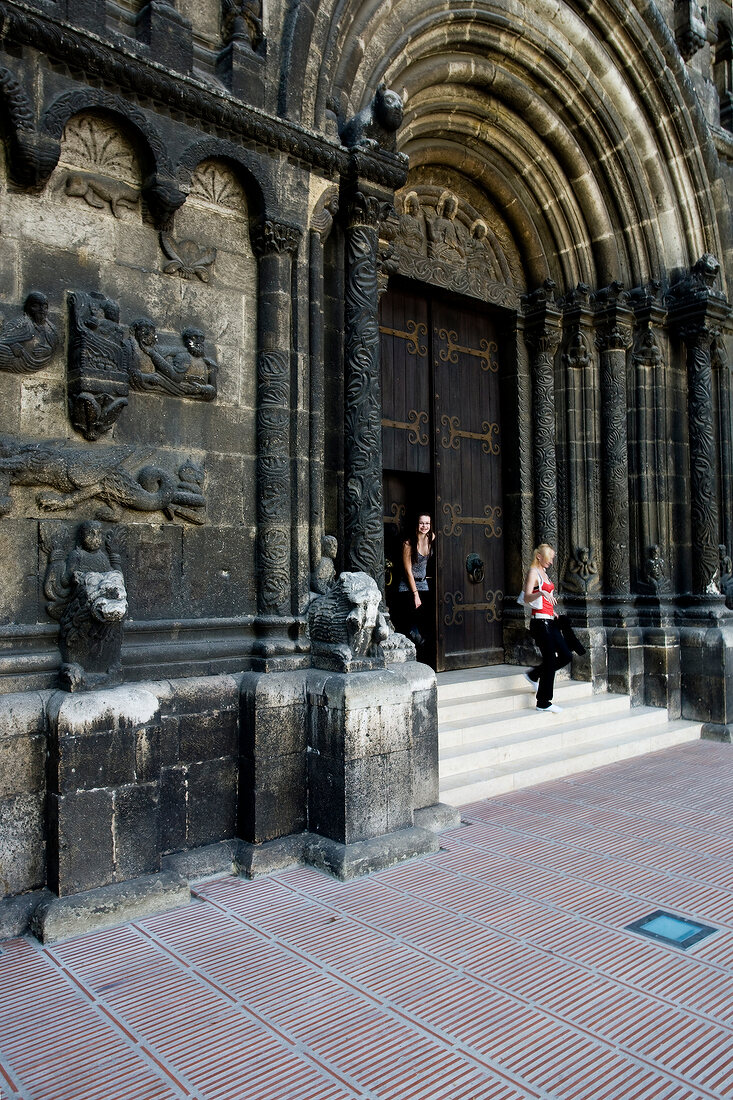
top-left (537, 703), bottom-right (563, 713)
top-left (523, 672), bottom-right (537, 690)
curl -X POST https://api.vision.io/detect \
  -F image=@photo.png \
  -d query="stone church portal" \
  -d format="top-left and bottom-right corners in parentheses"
top-left (0, 0), bottom-right (731, 940)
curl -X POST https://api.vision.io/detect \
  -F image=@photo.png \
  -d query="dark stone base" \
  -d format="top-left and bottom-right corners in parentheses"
top-left (31, 872), bottom-right (190, 944)
top-left (162, 840), bottom-right (240, 880)
top-left (302, 825), bottom-right (439, 880)
top-left (414, 803), bottom-right (461, 832)
top-left (0, 889), bottom-right (48, 939)
top-left (235, 833), bottom-right (308, 878)
top-left (701, 724), bottom-right (733, 743)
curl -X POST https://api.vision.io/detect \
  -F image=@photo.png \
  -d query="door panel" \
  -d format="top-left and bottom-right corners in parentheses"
top-left (433, 300), bottom-right (504, 669)
top-left (380, 285), bottom-right (505, 671)
top-left (380, 290), bottom-right (431, 474)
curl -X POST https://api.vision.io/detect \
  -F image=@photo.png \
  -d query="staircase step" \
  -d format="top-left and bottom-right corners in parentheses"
top-left (439, 719), bottom-right (702, 805)
top-left (440, 704), bottom-right (680, 775)
top-left (436, 664), bottom-right (572, 702)
top-left (438, 678), bottom-right (592, 725)
top-left (439, 691), bottom-right (631, 746)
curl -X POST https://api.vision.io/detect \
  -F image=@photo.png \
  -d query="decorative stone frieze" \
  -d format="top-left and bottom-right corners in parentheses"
top-left (0, 437), bottom-right (206, 524)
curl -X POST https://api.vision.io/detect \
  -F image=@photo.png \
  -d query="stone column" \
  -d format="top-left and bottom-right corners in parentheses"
top-left (251, 218), bottom-right (301, 630)
top-left (594, 286), bottom-right (633, 597)
top-left (523, 281), bottom-right (562, 549)
top-left (309, 188), bottom-right (339, 577)
top-left (667, 256), bottom-right (727, 596)
top-left (713, 334), bottom-right (733, 559)
top-left (342, 180), bottom-right (393, 592)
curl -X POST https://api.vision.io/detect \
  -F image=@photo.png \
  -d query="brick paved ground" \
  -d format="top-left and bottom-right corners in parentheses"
top-left (1, 740), bottom-right (733, 1100)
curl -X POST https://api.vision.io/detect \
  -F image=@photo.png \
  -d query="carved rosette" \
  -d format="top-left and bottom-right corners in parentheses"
top-left (343, 189), bottom-right (388, 589)
top-left (596, 321), bottom-right (633, 595)
top-left (525, 322), bottom-right (561, 548)
top-left (682, 321), bottom-right (720, 594)
top-left (252, 219), bottom-right (301, 615)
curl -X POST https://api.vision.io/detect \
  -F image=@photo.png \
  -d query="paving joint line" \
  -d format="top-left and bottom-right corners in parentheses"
top-left (28, 937), bottom-right (203, 1100)
top-left (195, 885), bottom-right (553, 1100)
top-left (129, 917), bottom-right (381, 1100)
top-left (260, 878), bottom-right (719, 1100)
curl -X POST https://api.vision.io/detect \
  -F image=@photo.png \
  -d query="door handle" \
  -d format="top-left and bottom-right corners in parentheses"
top-left (466, 553), bottom-right (484, 583)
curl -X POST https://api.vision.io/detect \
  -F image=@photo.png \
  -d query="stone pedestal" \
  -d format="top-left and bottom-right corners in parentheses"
top-left (46, 686), bottom-right (162, 898)
top-left (642, 623), bottom-right (681, 717)
top-left (679, 606), bottom-right (733, 729)
top-left (215, 41), bottom-right (265, 107)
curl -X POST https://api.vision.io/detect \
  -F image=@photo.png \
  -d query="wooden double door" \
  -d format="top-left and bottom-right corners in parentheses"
top-left (380, 283), bottom-right (505, 671)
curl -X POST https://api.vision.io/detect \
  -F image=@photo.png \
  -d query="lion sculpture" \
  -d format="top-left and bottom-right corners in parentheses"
top-left (339, 84), bottom-right (404, 154)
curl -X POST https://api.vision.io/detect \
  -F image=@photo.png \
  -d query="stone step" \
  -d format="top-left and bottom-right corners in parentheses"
top-left (439, 703), bottom-right (678, 776)
top-left (438, 677), bottom-right (593, 726)
top-left (439, 690), bottom-right (632, 747)
top-left (440, 719), bottom-right (702, 806)
top-left (437, 664), bottom-right (571, 703)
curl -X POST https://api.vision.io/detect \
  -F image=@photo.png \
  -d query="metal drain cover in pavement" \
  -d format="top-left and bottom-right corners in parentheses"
top-left (626, 910), bottom-right (717, 949)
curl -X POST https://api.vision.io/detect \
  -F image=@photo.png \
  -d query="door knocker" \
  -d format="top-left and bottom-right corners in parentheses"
top-left (466, 553), bottom-right (484, 584)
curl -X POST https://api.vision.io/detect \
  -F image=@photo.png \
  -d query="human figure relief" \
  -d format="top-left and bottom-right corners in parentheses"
top-left (0, 292), bottom-right (59, 374)
top-left (427, 191), bottom-right (465, 263)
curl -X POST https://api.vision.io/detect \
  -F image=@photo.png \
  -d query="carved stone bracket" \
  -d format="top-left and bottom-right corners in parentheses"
top-left (675, 0), bottom-right (708, 61)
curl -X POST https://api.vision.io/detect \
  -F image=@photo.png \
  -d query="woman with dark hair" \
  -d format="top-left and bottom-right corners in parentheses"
top-left (399, 513), bottom-right (435, 654)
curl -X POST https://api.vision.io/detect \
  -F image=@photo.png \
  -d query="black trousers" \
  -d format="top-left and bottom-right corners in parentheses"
top-left (528, 618), bottom-right (573, 708)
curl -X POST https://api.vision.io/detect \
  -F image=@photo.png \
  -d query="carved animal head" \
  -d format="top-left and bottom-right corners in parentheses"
top-left (375, 84), bottom-right (403, 132)
top-left (73, 569), bottom-right (128, 623)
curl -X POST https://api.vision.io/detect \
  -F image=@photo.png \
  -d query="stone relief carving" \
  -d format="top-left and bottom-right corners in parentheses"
top-left (563, 546), bottom-right (600, 595)
top-left (340, 84), bottom-right (404, 154)
top-left (427, 191), bottom-right (465, 264)
top-left (60, 114), bottom-right (141, 219)
top-left (310, 534), bottom-right (338, 596)
top-left (719, 545), bottom-right (733, 609)
top-left (67, 292), bottom-right (220, 438)
top-left (0, 292), bottom-right (59, 374)
top-left (309, 571), bottom-right (391, 671)
top-left (124, 318), bottom-right (217, 400)
top-left (640, 544), bottom-right (672, 594)
top-left (43, 520), bottom-right (127, 692)
top-left (393, 189), bottom-right (519, 308)
top-left (61, 114), bottom-right (139, 180)
top-left (190, 160), bottom-right (246, 212)
top-left (68, 291), bottom-right (130, 440)
top-left (0, 436), bottom-right (206, 523)
top-left (222, 0), bottom-right (263, 50)
top-left (64, 173), bottom-right (140, 218)
top-left (159, 233), bottom-right (217, 282)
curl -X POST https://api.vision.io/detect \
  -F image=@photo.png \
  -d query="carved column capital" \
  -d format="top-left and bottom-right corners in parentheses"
top-left (343, 188), bottom-right (394, 230)
top-left (250, 218), bottom-right (301, 257)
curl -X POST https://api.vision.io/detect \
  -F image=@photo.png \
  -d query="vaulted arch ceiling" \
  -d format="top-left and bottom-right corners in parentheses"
top-left (282, 0), bottom-right (730, 295)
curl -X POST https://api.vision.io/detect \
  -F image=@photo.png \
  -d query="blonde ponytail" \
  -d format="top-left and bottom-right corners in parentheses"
top-left (531, 543), bottom-right (554, 567)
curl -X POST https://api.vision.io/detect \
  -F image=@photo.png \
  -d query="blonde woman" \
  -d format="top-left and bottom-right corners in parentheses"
top-left (522, 544), bottom-right (571, 713)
